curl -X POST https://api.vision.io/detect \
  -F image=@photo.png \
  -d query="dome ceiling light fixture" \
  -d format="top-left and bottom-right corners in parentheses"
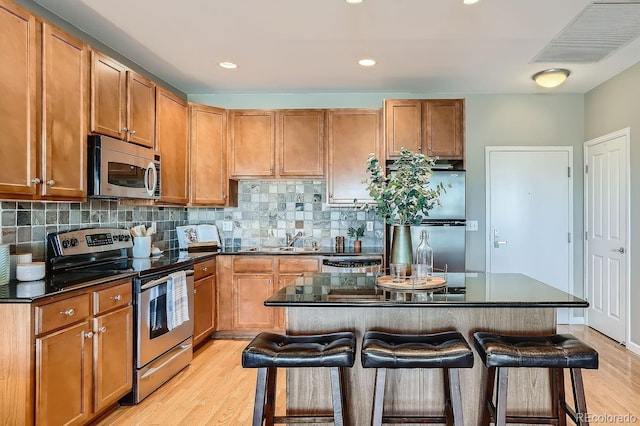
top-left (358, 58), bottom-right (376, 67)
top-left (218, 61), bottom-right (238, 69)
top-left (346, 0), bottom-right (363, 4)
top-left (531, 68), bottom-right (571, 88)
top-left (463, 0), bottom-right (480, 4)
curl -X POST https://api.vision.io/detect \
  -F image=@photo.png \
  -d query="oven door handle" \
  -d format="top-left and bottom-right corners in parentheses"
top-left (140, 269), bottom-right (194, 291)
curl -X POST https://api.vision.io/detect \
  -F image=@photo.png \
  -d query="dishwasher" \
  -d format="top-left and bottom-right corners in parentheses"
top-left (321, 256), bottom-right (383, 273)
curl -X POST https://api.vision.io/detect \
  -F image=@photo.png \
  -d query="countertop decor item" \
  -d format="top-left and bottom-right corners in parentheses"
top-left (358, 148), bottom-right (446, 269)
top-left (347, 224), bottom-right (365, 253)
top-left (16, 262), bottom-right (46, 282)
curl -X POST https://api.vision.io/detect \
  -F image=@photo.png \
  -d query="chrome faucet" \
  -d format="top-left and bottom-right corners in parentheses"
top-left (287, 231), bottom-right (303, 247)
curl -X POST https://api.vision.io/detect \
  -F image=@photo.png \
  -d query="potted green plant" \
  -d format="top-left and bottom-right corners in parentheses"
top-left (347, 223), bottom-right (366, 252)
top-left (358, 148), bottom-right (446, 267)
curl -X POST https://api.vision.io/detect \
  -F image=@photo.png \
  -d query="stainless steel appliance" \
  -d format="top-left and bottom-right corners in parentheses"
top-left (46, 228), bottom-right (195, 404)
top-left (321, 256), bottom-right (383, 273)
top-left (88, 135), bottom-right (161, 200)
top-left (389, 170), bottom-right (466, 272)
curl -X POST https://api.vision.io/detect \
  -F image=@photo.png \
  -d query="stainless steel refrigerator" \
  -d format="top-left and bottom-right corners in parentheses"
top-left (389, 170), bottom-right (466, 272)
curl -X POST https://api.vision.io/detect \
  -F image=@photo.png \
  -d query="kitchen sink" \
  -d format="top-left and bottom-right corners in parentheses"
top-left (239, 246), bottom-right (320, 253)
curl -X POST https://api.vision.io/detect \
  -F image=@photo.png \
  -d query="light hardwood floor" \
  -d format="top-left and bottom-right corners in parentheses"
top-left (97, 325), bottom-right (640, 425)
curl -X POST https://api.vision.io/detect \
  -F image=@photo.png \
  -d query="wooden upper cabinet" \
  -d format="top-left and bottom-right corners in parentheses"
top-left (423, 99), bottom-right (464, 159)
top-left (190, 104), bottom-right (237, 206)
top-left (384, 99), bottom-right (464, 160)
top-left (127, 72), bottom-right (155, 148)
top-left (91, 51), bottom-right (156, 147)
top-left (41, 22), bottom-right (88, 199)
top-left (229, 110), bottom-right (276, 177)
top-left (277, 109), bottom-right (325, 178)
top-left (156, 87), bottom-right (189, 204)
top-left (327, 109), bottom-right (382, 205)
top-left (91, 51), bottom-right (126, 139)
top-left (0, 0), bottom-right (37, 197)
top-left (385, 99), bottom-right (421, 156)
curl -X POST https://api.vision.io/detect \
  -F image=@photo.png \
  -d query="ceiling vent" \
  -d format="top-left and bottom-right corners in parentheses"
top-left (533, 1), bottom-right (640, 63)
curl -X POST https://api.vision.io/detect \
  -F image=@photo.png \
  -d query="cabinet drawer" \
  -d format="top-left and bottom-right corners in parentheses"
top-left (194, 258), bottom-right (216, 280)
top-left (35, 293), bottom-right (91, 335)
top-left (94, 281), bottom-right (132, 315)
top-left (233, 257), bottom-right (274, 273)
top-left (279, 257), bottom-right (319, 273)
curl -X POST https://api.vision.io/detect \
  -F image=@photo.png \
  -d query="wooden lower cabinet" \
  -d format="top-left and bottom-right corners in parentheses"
top-left (216, 255), bottom-right (319, 336)
top-left (193, 257), bottom-right (216, 347)
top-left (0, 278), bottom-right (133, 425)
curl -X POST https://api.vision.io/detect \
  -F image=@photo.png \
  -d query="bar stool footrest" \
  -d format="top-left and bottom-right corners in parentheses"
top-left (382, 415), bottom-right (448, 423)
top-left (273, 415), bottom-right (339, 423)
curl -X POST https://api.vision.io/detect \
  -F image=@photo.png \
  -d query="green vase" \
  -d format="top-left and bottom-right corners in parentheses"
top-left (390, 225), bottom-right (413, 275)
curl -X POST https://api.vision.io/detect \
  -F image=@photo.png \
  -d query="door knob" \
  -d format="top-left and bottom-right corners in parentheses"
top-left (31, 178), bottom-right (41, 184)
top-left (46, 180), bottom-right (55, 186)
top-left (612, 247), bottom-right (625, 254)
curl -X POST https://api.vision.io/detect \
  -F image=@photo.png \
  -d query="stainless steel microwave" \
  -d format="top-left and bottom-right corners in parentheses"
top-left (88, 135), bottom-right (161, 200)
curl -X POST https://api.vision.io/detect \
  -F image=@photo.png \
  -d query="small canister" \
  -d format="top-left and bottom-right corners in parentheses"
top-left (335, 236), bottom-right (345, 252)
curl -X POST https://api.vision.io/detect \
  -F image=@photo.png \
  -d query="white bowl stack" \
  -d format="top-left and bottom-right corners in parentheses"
top-left (10, 252), bottom-right (32, 280)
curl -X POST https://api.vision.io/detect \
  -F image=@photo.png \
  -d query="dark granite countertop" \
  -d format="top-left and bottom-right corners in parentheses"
top-left (265, 272), bottom-right (589, 308)
top-left (216, 247), bottom-right (383, 256)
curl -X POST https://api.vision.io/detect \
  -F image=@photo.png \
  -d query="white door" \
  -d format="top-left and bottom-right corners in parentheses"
top-left (585, 129), bottom-right (629, 343)
top-left (486, 147), bottom-right (573, 324)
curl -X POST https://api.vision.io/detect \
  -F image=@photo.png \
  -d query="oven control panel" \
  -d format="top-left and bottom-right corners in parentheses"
top-left (50, 228), bottom-right (133, 256)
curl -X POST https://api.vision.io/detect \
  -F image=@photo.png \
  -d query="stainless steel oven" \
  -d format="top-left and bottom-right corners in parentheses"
top-left (134, 268), bottom-right (194, 403)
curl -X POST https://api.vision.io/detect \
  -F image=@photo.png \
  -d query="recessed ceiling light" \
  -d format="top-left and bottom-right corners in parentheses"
top-left (463, 0), bottom-right (480, 4)
top-left (346, 0), bottom-right (363, 4)
top-left (358, 58), bottom-right (376, 67)
top-left (531, 68), bottom-right (571, 88)
top-left (218, 61), bottom-right (238, 69)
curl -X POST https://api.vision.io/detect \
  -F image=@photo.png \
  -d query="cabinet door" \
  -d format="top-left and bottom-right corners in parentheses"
top-left (190, 104), bottom-right (230, 206)
top-left (277, 109), bottom-right (325, 177)
top-left (193, 275), bottom-right (215, 345)
top-left (90, 51), bottom-right (126, 139)
top-left (127, 71), bottom-right (155, 147)
top-left (423, 99), bottom-right (464, 159)
top-left (233, 274), bottom-right (274, 329)
top-left (327, 109), bottom-right (382, 205)
top-left (384, 99), bottom-right (422, 157)
top-left (36, 321), bottom-right (93, 426)
top-left (156, 87), bottom-right (189, 204)
top-left (41, 23), bottom-right (87, 199)
top-left (0, 0), bottom-right (37, 197)
top-left (229, 110), bottom-right (275, 177)
top-left (93, 305), bottom-right (132, 412)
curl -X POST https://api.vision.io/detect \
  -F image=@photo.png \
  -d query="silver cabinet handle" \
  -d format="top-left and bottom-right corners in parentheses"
top-left (130, 129), bottom-right (136, 135)
top-left (202, 267), bottom-right (208, 272)
top-left (31, 178), bottom-right (41, 184)
top-left (98, 326), bottom-right (107, 333)
top-left (85, 332), bottom-right (94, 339)
top-left (46, 180), bottom-right (55, 186)
top-left (121, 127), bottom-right (128, 132)
top-left (612, 247), bottom-right (625, 254)
top-left (60, 308), bottom-right (75, 316)
top-left (193, 289), bottom-right (197, 294)
top-left (111, 294), bottom-right (122, 301)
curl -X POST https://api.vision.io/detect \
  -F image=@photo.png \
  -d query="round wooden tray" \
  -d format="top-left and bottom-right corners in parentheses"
top-left (376, 275), bottom-right (447, 291)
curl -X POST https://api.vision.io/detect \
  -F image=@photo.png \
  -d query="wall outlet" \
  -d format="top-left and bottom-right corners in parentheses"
top-left (366, 221), bottom-right (374, 231)
top-left (222, 221), bottom-right (233, 232)
top-left (466, 220), bottom-right (478, 231)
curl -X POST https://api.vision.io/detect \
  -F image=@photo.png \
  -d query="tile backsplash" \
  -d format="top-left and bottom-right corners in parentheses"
top-left (0, 180), bottom-right (384, 260)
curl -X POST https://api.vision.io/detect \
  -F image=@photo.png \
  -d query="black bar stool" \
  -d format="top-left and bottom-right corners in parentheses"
top-left (361, 331), bottom-right (474, 425)
top-left (242, 331), bottom-right (356, 426)
top-left (473, 332), bottom-right (599, 426)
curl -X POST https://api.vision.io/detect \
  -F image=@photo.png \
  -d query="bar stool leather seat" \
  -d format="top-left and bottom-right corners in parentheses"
top-left (473, 332), bottom-right (598, 426)
top-left (362, 331), bottom-right (474, 425)
top-left (242, 331), bottom-right (356, 426)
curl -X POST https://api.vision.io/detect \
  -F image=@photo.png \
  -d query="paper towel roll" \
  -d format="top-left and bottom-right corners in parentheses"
top-left (0, 244), bottom-right (10, 285)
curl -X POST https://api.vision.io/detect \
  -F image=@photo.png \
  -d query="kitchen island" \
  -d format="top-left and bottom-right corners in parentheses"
top-left (265, 272), bottom-right (588, 424)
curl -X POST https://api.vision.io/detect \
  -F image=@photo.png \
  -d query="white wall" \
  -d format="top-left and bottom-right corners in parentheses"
top-left (585, 62), bottom-right (640, 352)
top-left (190, 92), bottom-right (586, 299)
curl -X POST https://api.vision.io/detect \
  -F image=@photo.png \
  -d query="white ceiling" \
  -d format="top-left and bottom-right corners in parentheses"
top-left (32, 0), bottom-right (640, 95)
